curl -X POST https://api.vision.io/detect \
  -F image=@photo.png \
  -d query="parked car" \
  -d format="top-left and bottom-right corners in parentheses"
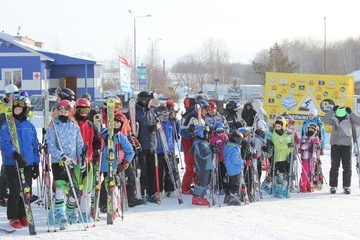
top-left (32, 98), bottom-right (57, 118)
top-left (29, 94), bottom-right (57, 110)
top-left (206, 90), bottom-right (219, 100)
top-left (248, 93), bottom-right (264, 102)
top-left (223, 93), bottom-right (240, 103)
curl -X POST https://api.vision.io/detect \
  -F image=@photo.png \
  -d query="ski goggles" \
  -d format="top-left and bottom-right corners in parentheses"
top-left (13, 99), bottom-right (27, 108)
top-left (76, 107), bottom-right (90, 115)
top-left (57, 100), bottom-right (71, 110)
top-left (215, 128), bottom-right (225, 135)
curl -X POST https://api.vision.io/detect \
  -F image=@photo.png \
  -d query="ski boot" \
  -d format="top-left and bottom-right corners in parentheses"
top-left (49, 208), bottom-right (68, 230)
top-left (192, 195), bottom-right (209, 206)
top-left (330, 187), bottom-right (337, 194)
top-left (343, 187), bottom-right (351, 195)
top-left (227, 193), bottom-right (241, 206)
top-left (66, 212), bottom-right (79, 224)
top-left (80, 212), bottom-right (93, 223)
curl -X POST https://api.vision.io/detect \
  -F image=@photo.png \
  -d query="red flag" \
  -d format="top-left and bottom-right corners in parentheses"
top-left (119, 56), bottom-right (133, 68)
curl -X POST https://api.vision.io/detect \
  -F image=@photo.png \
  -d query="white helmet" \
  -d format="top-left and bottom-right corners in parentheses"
top-left (4, 84), bottom-right (19, 94)
top-left (257, 120), bottom-right (267, 132)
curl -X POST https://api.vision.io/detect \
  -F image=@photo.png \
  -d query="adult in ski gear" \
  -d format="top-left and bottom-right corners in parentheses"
top-left (73, 98), bottom-right (103, 223)
top-left (241, 102), bottom-right (257, 128)
top-left (222, 101), bottom-right (244, 132)
top-left (322, 106), bottom-right (360, 194)
top-left (299, 123), bottom-right (321, 192)
top-left (133, 91), bottom-right (158, 202)
top-left (56, 87), bottom-right (76, 102)
top-left (180, 100), bottom-right (209, 194)
top-left (79, 93), bottom-right (98, 123)
top-left (46, 100), bottom-right (84, 227)
top-left (301, 108), bottom-right (326, 155)
top-left (271, 119), bottom-right (293, 198)
top-left (204, 101), bottom-right (229, 133)
top-left (190, 125), bottom-right (212, 206)
top-left (223, 130), bottom-right (244, 206)
top-left (1, 96), bottom-right (40, 229)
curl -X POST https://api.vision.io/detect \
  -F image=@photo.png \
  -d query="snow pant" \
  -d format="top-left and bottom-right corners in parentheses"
top-left (138, 150), bottom-right (155, 196)
top-left (329, 145), bottom-right (352, 188)
top-left (5, 165), bottom-right (32, 220)
top-left (219, 161), bottom-right (228, 191)
top-left (0, 164), bottom-right (8, 197)
top-left (300, 160), bottom-right (310, 189)
top-left (193, 152), bottom-right (211, 196)
top-left (227, 174), bottom-right (240, 195)
top-left (181, 138), bottom-right (197, 192)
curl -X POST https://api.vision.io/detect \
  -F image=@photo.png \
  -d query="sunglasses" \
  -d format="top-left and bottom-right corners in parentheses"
top-left (76, 108), bottom-right (90, 115)
top-left (13, 99), bottom-right (27, 108)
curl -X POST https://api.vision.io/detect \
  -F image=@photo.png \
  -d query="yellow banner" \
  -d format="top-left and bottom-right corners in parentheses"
top-left (264, 72), bottom-right (354, 131)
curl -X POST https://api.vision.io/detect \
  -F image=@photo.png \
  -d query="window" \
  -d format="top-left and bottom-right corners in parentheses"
top-left (2, 69), bottom-right (22, 89)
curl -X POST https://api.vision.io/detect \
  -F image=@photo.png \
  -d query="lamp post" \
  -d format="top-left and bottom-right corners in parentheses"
top-left (128, 10), bottom-right (151, 90)
top-left (148, 38), bottom-right (162, 89)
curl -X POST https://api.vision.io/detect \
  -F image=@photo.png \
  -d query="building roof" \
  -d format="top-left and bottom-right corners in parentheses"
top-left (0, 32), bottom-right (104, 65)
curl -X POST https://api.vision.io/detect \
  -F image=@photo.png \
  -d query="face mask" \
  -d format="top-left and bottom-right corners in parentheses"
top-left (58, 115), bottom-right (69, 123)
top-left (306, 131), bottom-right (314, 137)
top-left (275, 129), bottom-right (283, 135)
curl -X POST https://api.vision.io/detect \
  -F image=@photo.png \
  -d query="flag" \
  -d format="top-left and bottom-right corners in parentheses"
top-left (119, 56), bottom-right (133, 93)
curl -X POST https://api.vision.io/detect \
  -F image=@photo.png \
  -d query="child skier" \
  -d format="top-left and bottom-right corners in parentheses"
top-left (223, 130), bottom-right (244, 206)
top-left (1, 96), bottom-right (40, 229)
top-left (46, 100), bottom-right (84, 229)
top-left (190, 125), bottom-right (212, 206)
top-left (299, 123), bottom-right (321, 193)
top-left (271, 118), bottom-right (294, 198)
top-left (209, 122), bottom-right (229, 195)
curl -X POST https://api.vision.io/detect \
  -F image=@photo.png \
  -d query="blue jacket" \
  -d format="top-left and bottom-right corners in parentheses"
top-left (301, 116), bottom-right (326, 149)
top-left (156, 120), bottom-right (174, 154)
top-left (1, 118), bottom-right (40, 166)
top-left (47, 116), bottom-right (84, 163)
top-left (100, 130), bottom-right (135, 173)
top-left (224, 142), bottom-right (244, 176)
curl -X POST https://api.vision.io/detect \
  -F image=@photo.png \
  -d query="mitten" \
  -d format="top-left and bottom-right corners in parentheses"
top-left (13, 152), bottom-right (27, 168)
top-left (32, 164), bottom-right (39, 180)
top-left (346, 107), bottom-right (352, 114)
top-left (60, 154), bottom-right (76, 168)
top-left (150, 124), bottom-right (157, 134)
top-left (117, 161), bottom-right (129, 173)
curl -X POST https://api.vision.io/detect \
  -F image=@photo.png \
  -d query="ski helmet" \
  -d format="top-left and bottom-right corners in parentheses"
top-left (257, 120), bottom-right (267, 132)
top-left (74, 98), bottom-right (91, 120)
top-left (238, 127), bottom-right (251, 138)
top-left (194, 125), bottom-right (207, 139)
top-left (104, 96), bottom-right (122, 109)
top-left (307, 123), bottom-right (319, 132)
top-left (12, 96), bottom-right (31, 121)
top-left (137, 91), bottom-right (153, 107)
top-left (225, 101), bottom-right (240, 113)
top-left (156, 105), bottom-right (169, 122)
top-left (56, 100), bottom-right (72, 111)
top-left (4, 84), bottom-right (19, 95)
top-left (80, 93), bottom-right (91, 101)
top-left (214, 122), bottom-right (225, 135)
top-left (229, 130), bottom-right (243, 145)
top-left (57, 88), bottom-right (75, 101)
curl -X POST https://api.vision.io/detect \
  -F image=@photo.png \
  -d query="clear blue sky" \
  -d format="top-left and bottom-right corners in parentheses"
top-left (1, 0), bottom-right (359, 67)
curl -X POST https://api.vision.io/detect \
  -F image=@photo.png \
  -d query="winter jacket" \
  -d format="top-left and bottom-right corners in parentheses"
top-left (47, 116), bottom-right (84, 163)
top-left (300, 135), bottom-right (321, 161)
top-left (272, 130), bottom-right (292, 162)
top-left (156, 120), bottom-right (174, 154)
top-left (241, 102), bottom-right (257, 127)
top-left (189, 138), bottom-right (212, 172)
top-left (222, 109), bottom-right (240, 132)
top-left (322, 110), bottom-right (360, 146)
top-left (1, 118), bottom-right (40, 166)
top-left (301, 116), bottom-right (326, 149)
top-left (75, 119), bottom-right (102, 163)
top-left (209, 131), bottom-right (229, 162)
top-left (181, 109), bottom-right (203, 139)
top-left (100, 130), bottom-right (135, 173)
top-left (224, 142), bottom-right (244, 176)
top-left (204, 112), bottom-right (229, 132)
top-left (135, 103), bottom-right (157, 151)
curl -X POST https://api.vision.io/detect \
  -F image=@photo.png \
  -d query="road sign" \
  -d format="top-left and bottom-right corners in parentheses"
top-left (138, 78), bottom-right (147, 85)
top-left (214, 78), bottom-right (219, 83)
top-left (137, 66), bottom-right (147, 76)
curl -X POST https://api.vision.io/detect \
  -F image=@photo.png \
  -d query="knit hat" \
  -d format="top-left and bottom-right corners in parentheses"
top-left (208, 101), bottom-right (217, 110)
top-left (308, 108), bottom-right (318, 117)
top-left (335, 107), bottom-right (347, 117)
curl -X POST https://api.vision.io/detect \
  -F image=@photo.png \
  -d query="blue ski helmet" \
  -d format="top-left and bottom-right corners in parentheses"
top-left (194, 125), bottom-right (206, 139)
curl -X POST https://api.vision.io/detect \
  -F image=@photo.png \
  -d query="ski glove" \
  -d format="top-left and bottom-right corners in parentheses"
top-left (150, 124), bottom-right (157, 134)
top-left (59, 154), bottom-right (76, 168)
top-left (13, 151), bottom-right (27, 168)
top-left (346, 107), bottom-right (352, 114)
top-left (117, 161), bottom-right (129, 173)
top-left (287, 142), bottom-right (295, 148)
top-left (210, 145), bottom-right (220, 154)
top-left (32, 164), bottom-right (39, 180)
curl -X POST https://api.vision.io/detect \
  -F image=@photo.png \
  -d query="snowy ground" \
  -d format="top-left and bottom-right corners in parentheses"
top-left (0, 115), bottom-right (359, 240)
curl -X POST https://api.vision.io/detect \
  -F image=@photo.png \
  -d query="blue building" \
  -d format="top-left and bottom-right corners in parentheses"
top-left (0, 32), bottom-right (104, 100)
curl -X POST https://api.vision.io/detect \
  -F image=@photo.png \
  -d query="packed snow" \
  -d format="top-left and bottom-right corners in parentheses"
top-left (0, 114), bottom-right (359, 240)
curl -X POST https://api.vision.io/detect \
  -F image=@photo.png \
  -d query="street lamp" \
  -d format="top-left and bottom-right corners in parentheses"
top-left (148, 38), bottom-right (162, 89)
top-left (128, 10), bottom-right (151, 89)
